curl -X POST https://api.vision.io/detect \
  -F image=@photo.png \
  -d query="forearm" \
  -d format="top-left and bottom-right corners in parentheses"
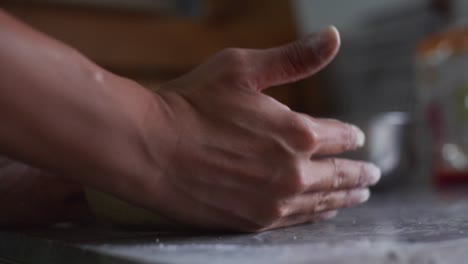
top-left (0, 10), bottom-right (160, 194)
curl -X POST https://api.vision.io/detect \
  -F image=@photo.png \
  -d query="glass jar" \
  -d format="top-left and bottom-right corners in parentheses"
top-left (416, 27), bottom-right (468, 185)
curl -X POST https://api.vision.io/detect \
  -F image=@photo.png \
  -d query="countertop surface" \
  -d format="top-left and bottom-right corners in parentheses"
top-left (2, 189), bottom-right (468, 264)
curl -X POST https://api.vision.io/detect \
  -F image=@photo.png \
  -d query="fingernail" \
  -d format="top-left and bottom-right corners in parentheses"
top-left (322, 210), bottom-right (338, 220)
top-left (366, 164), bottom-right (382, 185)
top-left (308, 25), bottom-right (340, 53)
top-left (353, 189), bottom-right (370, 203)
top-left (325, 26), bottom-right (341, 47)
top-left (350, 125), bottom-right (366, 148)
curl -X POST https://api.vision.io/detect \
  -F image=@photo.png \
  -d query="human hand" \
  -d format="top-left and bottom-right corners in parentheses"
top-left (122, 26), bottom-right (381, 232)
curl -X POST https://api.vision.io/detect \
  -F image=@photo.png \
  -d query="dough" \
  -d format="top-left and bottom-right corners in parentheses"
top-left (85, 188), bottom-right (175, 228)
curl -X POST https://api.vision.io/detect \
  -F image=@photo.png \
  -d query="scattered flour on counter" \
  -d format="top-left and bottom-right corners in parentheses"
top-left (82, 238), bottom-right (468, 264)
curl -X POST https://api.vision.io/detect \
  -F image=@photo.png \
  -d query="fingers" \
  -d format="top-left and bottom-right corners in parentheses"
top-left (263, 189), bottom-right (369, 231)
top-left (302, 115), bottom-right (366, 156)
top-left (264, 210), bottom-right (338, 231)
top-left (251, 26), bottom-right (341, 91)
top-left (204, 26), bottom-right (339, 93)
top-left (303, 158), bottom-right (381, 192)
top-left (282, 189), bottom-right (369, 217)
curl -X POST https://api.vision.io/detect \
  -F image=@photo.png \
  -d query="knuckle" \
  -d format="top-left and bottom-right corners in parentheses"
top-left (335, 170), bottom-right (346, 189)
top-left (217, 48), bottom-right (254, 89)
top-left (280, 160), bottom-right (306, 195)
top-left (266, 201), bottom-right (289, 219)
top-left (287, 115), bottom-right (317, 152)
top-left (358, 162), bottom-right (367, 187)
top-left (220, 48), bottom-right (249, 63)
top-left (247, 213), bottom-right (281, 232)
top-left (236, 200), bottom-right (286, 232)
top-left (342, 123), bottom-right (356, 150)
top-left (321, 118), bottom-right (355, 152)
top-left (313, 192), bottom-right (327, 212)
top-left (329, 158), bottom-right (345, 189)
top-left (313, 192), bottom-right (335, 213)
top-left (220, 48), bottom-right (249, 72)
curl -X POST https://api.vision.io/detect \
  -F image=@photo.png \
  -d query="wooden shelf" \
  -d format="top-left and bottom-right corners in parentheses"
top-left (2, 1), bottom-right (297, 71)
top-left (1, 1), bottom-right (308, 109)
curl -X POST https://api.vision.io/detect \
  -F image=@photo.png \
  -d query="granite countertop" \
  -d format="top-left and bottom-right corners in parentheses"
top-left (2, 189), bottom-right (468, 264)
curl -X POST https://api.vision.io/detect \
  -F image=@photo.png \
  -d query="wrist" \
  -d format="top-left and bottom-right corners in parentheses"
top-left (87, 78), bottom-right (177, 204)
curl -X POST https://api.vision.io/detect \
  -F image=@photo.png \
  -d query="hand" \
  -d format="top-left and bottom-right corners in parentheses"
top-left (0, 12), bottom-right (378, 230)
top-left (123, 26), bottom-right (381, 232)
top-left (0, 156), bottom-right (91, 227)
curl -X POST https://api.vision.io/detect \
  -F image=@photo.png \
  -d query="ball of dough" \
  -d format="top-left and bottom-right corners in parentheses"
top-left (85, 188), bottom-right (175, 228)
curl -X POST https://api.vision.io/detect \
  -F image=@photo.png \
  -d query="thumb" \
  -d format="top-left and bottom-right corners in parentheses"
top-left (250, 26), bottom-right (341, 91)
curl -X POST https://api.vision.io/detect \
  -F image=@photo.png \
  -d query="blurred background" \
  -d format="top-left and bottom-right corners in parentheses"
top-left (1, 0), bottom-right (467, 190)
